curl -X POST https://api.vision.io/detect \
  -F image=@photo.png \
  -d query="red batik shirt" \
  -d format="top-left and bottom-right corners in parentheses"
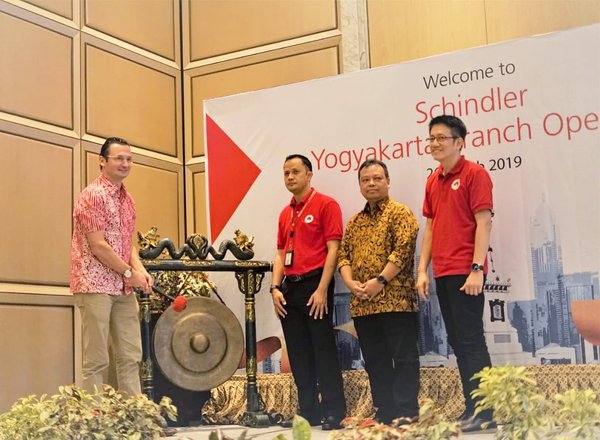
top-left (70, 175), bottom-right (136, 295)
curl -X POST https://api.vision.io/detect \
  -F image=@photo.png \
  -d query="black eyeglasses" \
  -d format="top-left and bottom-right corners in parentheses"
top-left (426, 135), bottom-right (458, 144)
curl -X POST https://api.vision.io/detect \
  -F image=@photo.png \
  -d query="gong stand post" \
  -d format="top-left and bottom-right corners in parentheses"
top-left (137, 288), bottom-right (154, 400)
top-left (235, 269), bottom-right (271, 427)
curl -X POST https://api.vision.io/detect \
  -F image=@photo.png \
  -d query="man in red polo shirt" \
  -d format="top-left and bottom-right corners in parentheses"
top-left (271, 154), bottom-right (346, 431)
top-left (416, 115), bottom-right (496, 432)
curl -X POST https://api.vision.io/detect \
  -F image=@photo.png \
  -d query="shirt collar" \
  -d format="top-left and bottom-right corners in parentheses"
top-left (437, 155), bottom-right (466, 178)
top-left (362, 196), bottom-right (390, 214)
top-left (290, 187), bottom-right (315, 207)
top-left (98, 174), bottom-right (126, 197)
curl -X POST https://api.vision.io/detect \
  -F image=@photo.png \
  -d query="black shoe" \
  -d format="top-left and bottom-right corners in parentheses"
top-left (280, 419), bottom-right (294, 428)
top-left (461, 416), bottom-right (497, 432)
top-left (457, 410), bottom-right (474, 422)
top-left (321, 415), bottom-right (343, 431)
top-left (281, 415), bottom-right (321, 428)
top-left (393, 415), bottom-right (418, 426)
top-left (374, 411), bottom-right (393, 425)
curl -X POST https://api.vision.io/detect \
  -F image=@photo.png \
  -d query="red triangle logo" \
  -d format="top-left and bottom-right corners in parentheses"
top-left (205, 115), bottom-right (261, 241)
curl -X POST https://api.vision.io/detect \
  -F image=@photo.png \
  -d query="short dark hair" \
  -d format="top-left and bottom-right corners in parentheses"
top-left (100, 136), bottom-right (129, 159)
top-left (429, 115), bottom-right (467, 140)
top-left (285, 154), bottom-right (312, 172)
top-left (358, 159), bottom-right (389, 179)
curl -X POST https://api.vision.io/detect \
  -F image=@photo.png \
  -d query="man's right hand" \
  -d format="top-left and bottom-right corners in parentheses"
top-left (130, 269), bottom-right (152, 293)
top-left (271, 289), bottom-right (287, 318)
top-left (416, 271), bottom-right (430, 300)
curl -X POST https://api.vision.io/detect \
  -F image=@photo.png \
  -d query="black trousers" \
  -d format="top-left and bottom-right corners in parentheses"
top-left (280, 275), bottom-right (346, 420)
top-left (353, 311), bottom-right (420, 421)
top-left (436, 275), bottom-right (492, 417)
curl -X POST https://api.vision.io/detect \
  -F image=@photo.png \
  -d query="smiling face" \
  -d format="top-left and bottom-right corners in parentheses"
top-left (428, 123), bottom-right (464, 168)
top-left (359, 163), bottom-right (390, 204)
top-left (100, 142), bottom-right (133, 186)
top-left (283, 157), bottom-right (312, 199)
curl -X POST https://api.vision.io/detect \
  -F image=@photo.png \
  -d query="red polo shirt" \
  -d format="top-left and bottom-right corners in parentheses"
top-left (423, 156), bottom-right (493, 277)
top-left (277, 188), bottom-right (343, 276)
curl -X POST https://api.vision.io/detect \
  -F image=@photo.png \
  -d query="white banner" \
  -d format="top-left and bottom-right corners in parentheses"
top-left (204, 24), bottom-right (600, 370)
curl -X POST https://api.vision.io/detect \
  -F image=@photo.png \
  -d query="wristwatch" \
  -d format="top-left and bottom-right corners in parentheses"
top-left (270, 284), bottom-right (281, 293)
top-left (471, 263), bottom-right (484, 272)
top-left (376, 274), bottom-right (388, 286)
top-left (123, 268), bottom-right (133, 279)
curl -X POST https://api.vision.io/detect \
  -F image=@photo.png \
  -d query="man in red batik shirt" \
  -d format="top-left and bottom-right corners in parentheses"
top-left (71, 136), bottom-right (152, 395)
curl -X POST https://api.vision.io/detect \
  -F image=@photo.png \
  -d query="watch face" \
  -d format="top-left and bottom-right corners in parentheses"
top-left (124, 269), bottom-right (132, 278)
top-left (471, 263), bottom-right (483, 272)
top-left (377, 275), bottom-right (388, 285)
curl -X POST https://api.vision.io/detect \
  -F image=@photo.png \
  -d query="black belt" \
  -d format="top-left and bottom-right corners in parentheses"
top-left (285, 268), bottom-right (323, 283)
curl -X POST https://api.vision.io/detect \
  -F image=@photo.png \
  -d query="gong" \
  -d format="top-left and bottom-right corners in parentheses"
top-left (153, 296), bottom-right (244, 391)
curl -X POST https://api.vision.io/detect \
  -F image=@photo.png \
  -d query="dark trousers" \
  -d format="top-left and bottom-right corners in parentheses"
top-left (280, 275), bottom-right (346, 420)
top-left (353, 312), bottom-right (420, 421)
top-left (436, 275), bottom-right (492, 417)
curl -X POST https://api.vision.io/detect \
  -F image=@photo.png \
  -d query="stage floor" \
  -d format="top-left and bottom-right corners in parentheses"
top-left (169, 424), bottom-right (497, 439)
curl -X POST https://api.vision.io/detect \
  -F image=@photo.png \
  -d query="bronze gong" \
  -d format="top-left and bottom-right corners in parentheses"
top-left (153, 296), bottom-right (244, 391)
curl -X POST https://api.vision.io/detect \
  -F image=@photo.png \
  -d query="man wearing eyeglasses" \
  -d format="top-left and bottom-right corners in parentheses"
top-left (416, 115), bottom-right (495, 432)
top-left (71, 136), bottom-right (152, 396)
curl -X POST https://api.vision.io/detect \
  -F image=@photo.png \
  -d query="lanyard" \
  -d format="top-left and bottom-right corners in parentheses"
top-left (288, 189), bottom-right (316, 248)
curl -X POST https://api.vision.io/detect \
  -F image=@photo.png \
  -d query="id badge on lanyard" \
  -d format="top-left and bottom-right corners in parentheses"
top-left (284, 249), bottom-right (294, 267)
top-left (284, 190), bottom-right (315, 267)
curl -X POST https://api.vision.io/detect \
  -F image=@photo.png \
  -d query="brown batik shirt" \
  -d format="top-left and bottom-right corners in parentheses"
top-left (338, 197), bottom-right (419, 318)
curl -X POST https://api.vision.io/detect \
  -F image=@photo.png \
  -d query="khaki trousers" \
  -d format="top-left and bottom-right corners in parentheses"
top-left (75, 293), bottom-right (142, 396)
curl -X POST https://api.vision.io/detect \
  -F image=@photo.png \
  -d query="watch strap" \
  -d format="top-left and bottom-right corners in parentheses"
top-left (471, 263), bottom-right (484, 272)
top-left (376, 274), bottom-right (388, 286)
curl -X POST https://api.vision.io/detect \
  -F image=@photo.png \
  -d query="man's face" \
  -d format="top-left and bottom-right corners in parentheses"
top-left (100, 143), bottom-right (133, 183)
top-left (428, 123), bottom-right (463, 164)
top-left (283, 158), bottom-right (312, 196)
top-left (359, 164), bottom-right (390, 203)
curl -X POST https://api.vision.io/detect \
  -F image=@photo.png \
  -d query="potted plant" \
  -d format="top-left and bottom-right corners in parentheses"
top-left (0, 385), bottom-right (176, 439)
top-left (472, 365), bottom-right (600, 439)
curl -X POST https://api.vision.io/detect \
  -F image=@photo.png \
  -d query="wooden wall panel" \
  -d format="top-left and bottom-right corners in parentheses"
top-left (485, 0), bottom-right (600, 43)
top-left (84, 0), bottom-right (178, 61)
top-left (189, 46), bottom-right (340, 158)
top-left (84, 44), bottom-right (178, 156)
top-left (0, 294), bottom-right (75, 414)
top-left (188, 0), bottom-right (337, 60)
top-left (0, 11), bottom-right (73, 128)
top-left (192, 169), bottom-right (207, 236)
top-left (22, 0), bottom-right (73, 20)
top-left (0, 132), bottom-right (72, 285)
top-left (367, 0), bottom-right (487, 66)
top-left (85, 151), bottom-right (181, 246)
top-left (367, 0), bottom-right (600, 67)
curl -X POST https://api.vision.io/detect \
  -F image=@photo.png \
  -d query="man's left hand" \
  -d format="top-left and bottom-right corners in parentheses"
top-left (362, 278), bottom-right (384, 301)
top-left (460, 271), bottom-right (484, 295)
top-left (307, 288), bottom-right (328, 319)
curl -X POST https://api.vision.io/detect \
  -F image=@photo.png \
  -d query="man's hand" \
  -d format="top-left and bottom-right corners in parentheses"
top-left (362, 278), bottom-right (384, 301)
top-left (130, 269), bottom-right (152, 293)
top-left (416, 270), bottom-right (430, 300)
top-left (271, 288), bottom-right (287, 318)
top-left (307, 288), bottom-right (328, 319)
top-left (346, 279), bottom-right (367, 300)
top-left (460, 271), bottom-right (484, 295)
